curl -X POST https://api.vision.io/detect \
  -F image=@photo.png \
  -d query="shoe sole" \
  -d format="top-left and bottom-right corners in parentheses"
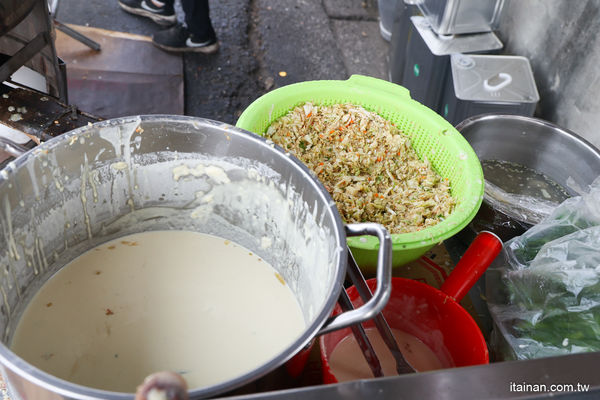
top-left (118, 2), bottom-right (177, 26)
top-left (152, 41), bottom-right (220, 54)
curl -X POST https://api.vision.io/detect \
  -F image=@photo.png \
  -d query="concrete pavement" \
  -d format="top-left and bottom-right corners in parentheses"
top-left (55, 0), bottom-right (390, 125)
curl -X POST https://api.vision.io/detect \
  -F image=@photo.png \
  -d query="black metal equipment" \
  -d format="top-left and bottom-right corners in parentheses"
top-left (0, 0), bottom-right (68, 101)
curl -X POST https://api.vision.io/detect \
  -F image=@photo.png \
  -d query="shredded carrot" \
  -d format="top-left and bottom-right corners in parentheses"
top-left (264, 102), bottom-right (456, 234)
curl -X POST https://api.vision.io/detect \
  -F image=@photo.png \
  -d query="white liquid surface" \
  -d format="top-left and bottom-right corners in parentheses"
top-left (11, 231), bottom-right (306, 393)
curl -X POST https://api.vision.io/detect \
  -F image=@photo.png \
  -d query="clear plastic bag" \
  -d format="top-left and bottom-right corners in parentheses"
top-left (483, 180), bottom-right (563, 226)
top-left (486, 176), bottom-right (600, 360)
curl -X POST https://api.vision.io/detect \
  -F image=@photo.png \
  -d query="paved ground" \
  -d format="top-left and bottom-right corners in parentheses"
top-left (55, 0), bottom-right (390, 125)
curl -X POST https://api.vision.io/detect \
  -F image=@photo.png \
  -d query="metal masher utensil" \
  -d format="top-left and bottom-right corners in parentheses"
top-left (341, 247), bottom-right (416, 376)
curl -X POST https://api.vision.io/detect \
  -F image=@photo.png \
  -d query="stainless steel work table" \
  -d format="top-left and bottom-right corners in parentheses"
top-left (224, 352), bottom-right (600, 400)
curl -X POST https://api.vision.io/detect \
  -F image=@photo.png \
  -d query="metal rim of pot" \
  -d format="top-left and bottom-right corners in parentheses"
top-left (453, 112), bottom-right (600, 244)
top-left (455, 112), bottom-right (600, 212)
top-left (455, 113), bottom-right (600, 173)
top-left (0, 115), bottom-right (393, 399)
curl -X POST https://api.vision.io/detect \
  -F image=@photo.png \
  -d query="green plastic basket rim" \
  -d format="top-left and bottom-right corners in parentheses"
top-left (236, 75), bottom-right (484, 251)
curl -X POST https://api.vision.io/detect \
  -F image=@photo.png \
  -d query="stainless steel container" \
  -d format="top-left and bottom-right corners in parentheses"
top-left (388, 0), bottom-right (419, 84)
top-left (400, 16), bottom-right (502, 112)
top-left (378, 0), bottom-right (395, 41)
top-left (379, 0), bottom-right (421, 42)
top-left (440, 54), bottom-right (539, 126)
top-left (415, 0), bottom-right (506, 35)
top-left (457, 114), bottom-right (600, 200)
top-left (0, 116), bottom-right (392, 399)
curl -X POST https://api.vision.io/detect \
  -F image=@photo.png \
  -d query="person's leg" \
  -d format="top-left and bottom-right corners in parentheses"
top-left (151, 0), bottom-right (219, 53)
top-left (180, 0), bottom-right (216, 42)
top-left (118, 0), bottom-right (176, 26)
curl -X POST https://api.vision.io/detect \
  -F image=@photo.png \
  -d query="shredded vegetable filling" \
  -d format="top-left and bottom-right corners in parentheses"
top-left (266, 102), bottom-right (455, 234)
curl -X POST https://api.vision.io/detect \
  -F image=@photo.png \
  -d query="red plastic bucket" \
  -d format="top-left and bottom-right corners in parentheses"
top-left (319, 231), bottom-right (502, 383)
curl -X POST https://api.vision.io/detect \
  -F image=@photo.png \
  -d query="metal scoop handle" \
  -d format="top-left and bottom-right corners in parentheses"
top-left (318, 222), bottom-right (392, 335)
top-left (337, 287), bottom-right (384, 378)
top-left (346, 251), bottom-right (415, 374)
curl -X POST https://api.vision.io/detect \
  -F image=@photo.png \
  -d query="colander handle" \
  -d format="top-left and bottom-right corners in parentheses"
top-left (318, 223), bottom-right (392, 335)
top-left (347, 75), bottom-right (411, 100)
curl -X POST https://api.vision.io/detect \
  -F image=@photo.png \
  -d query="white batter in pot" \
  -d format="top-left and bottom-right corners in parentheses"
top-left (10, 230), bottom-right (306, 393)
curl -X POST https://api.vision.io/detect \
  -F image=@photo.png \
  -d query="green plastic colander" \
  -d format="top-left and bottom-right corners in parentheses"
top-left (236, 75), bottom-right (484, 270)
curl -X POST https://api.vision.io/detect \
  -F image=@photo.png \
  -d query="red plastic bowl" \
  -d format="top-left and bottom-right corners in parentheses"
top-left (320, 231), bottom-right (502, 383)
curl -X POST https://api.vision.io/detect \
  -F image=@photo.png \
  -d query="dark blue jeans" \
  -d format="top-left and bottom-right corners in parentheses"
top-left (163, 0), bottom-right (216, 41)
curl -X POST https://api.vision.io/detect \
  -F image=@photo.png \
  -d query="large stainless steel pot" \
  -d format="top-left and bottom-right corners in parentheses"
top-left (456, 114), bottom-right (600, 195)
top-left (0, 116), bottom-right (392, 399)
top-left (455, 114), bottom-right (600, 240)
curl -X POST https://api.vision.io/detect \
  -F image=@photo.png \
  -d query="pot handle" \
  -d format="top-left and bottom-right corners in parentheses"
top-left (317, 223), bottom-right (392, 335)
top-left (0, 137), bottom-right (29, 158)
top-left (440, 231), bottom-right (503, 302)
